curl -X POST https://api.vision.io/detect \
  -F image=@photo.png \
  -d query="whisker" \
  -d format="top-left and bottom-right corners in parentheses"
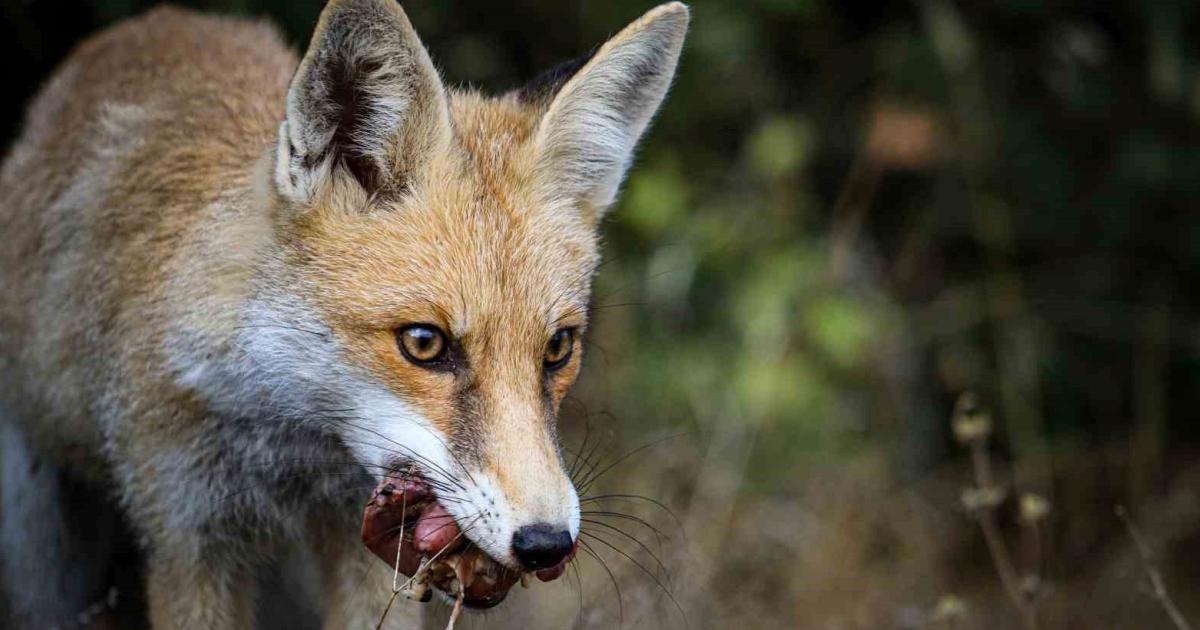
top-left (419, 427), bottom-right (481, 490)
top-left (210, 466), bottom-right (469, 507)
top-left (247, 399), bottom-right (466, 491)
top-left (233, 323), bottom-right (329, 337)
top-left (563, 399), bottom-right (594, 481)
top-left (579, 494), bottom-right (687, 543)
top-left (581, 519), bottom-right (673, 587)
top-left (568, 559), bottom-right (585, 628)
top-left (214, 472), bottom-right (375, 504)
top-left (230, 409), bottom-right (466, 492)
top-left (581, 510), bottom-right (673, 543)
top-left (578, 538), bottom-right (624, 627)
top-left (580, 531), bottom-right (689, 629)
top-left (577, 432), bottom-right (686, 496)
top-left (219, 457), bottom-right (455, 489)
top-left (575, 421), bottom-right (613, 490)
top-left (311, 415), bottom-right (469, 491)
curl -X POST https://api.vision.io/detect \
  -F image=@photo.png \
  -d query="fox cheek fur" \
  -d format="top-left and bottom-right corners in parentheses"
top-left (0, 0), bottom-right (687, 627)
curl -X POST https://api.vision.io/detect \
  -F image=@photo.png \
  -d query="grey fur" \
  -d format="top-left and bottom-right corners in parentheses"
top-left (0, 421), bottom-right (121, 628)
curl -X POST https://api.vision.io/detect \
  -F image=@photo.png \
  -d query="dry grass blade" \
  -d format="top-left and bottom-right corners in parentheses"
top-left (1115, 505), bottom-right (1194, 630)
top-left (445, 590), bottom-right (464, 630)
top-left (375, 489), bottom-right (410, 630)
top-left (374, 516), bottom-right (478, 630)
top-left (373, 591), bottom-right (401, 630)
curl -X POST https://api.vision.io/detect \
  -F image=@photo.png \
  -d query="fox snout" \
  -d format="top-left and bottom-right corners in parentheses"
top-left (479, 452), bottom-right (580, 572)
top-left (480, 416), bottom-right (581, 570)
top-left (435, 379), bottom-right (582, 570)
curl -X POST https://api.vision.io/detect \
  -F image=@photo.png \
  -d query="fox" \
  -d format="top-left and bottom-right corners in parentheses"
top-left (0, 0), bottom-right (688, 628)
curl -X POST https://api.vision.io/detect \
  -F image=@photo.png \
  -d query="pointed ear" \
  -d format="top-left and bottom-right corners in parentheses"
top-left (275, 0), bottom-right (449, 203)
top-left (531, 2), bottom-right (689, 215)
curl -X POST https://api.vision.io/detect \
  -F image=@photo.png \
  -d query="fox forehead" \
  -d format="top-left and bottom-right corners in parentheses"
top-left (289, 93), bottom-right (601, 336)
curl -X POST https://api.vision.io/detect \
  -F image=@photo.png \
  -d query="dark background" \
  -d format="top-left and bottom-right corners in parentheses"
top-left (3, 0), bottom-right (1200, 628)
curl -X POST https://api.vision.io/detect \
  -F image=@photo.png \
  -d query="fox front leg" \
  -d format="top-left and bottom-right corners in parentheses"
top-left (144, 543), bottom-right (258, 630)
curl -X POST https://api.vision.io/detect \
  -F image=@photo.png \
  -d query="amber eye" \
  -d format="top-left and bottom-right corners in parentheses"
top-left (544, 328), bottom-right (576, 370)
top-left (397, 325), bottom-right (448, 365)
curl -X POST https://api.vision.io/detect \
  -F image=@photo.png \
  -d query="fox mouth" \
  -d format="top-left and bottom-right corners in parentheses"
top-left (361, 474), bottom-right (575, 610)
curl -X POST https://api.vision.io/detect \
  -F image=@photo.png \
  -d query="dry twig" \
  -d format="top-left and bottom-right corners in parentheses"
top-left (953, 393), bottom-right (1040, 630)
top-left (1115, 505), bottom-right (1194, 630)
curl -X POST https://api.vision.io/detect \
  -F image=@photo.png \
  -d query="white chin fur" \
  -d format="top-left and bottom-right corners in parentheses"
top-left (348, 387), bottom-right (453, 480)
top-left (566, 482), bottom-right (581, 540)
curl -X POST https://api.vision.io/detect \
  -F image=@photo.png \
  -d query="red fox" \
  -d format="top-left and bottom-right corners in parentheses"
top-left (0, 0), bottom-right (688, 627)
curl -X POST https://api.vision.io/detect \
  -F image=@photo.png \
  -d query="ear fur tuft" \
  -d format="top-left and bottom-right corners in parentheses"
top-left (275, 0), bottom-right (449, 204)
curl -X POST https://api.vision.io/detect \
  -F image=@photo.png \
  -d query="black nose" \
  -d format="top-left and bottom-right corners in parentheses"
top-left (511, 524), bottom-right (574, 570)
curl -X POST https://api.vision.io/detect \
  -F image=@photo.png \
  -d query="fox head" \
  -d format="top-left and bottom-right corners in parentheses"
top-left (241, 0), bottom-right (688, 569)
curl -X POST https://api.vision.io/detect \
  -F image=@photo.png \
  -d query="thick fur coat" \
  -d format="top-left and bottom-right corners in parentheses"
top-left (0, 1), bottom-right (687, 628)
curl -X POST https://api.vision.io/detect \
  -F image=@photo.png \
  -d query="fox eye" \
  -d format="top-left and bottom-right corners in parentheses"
top-left (544, 328), bottom-right (576, 370)
top-left (397, 325), bottom-right (448, 366)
